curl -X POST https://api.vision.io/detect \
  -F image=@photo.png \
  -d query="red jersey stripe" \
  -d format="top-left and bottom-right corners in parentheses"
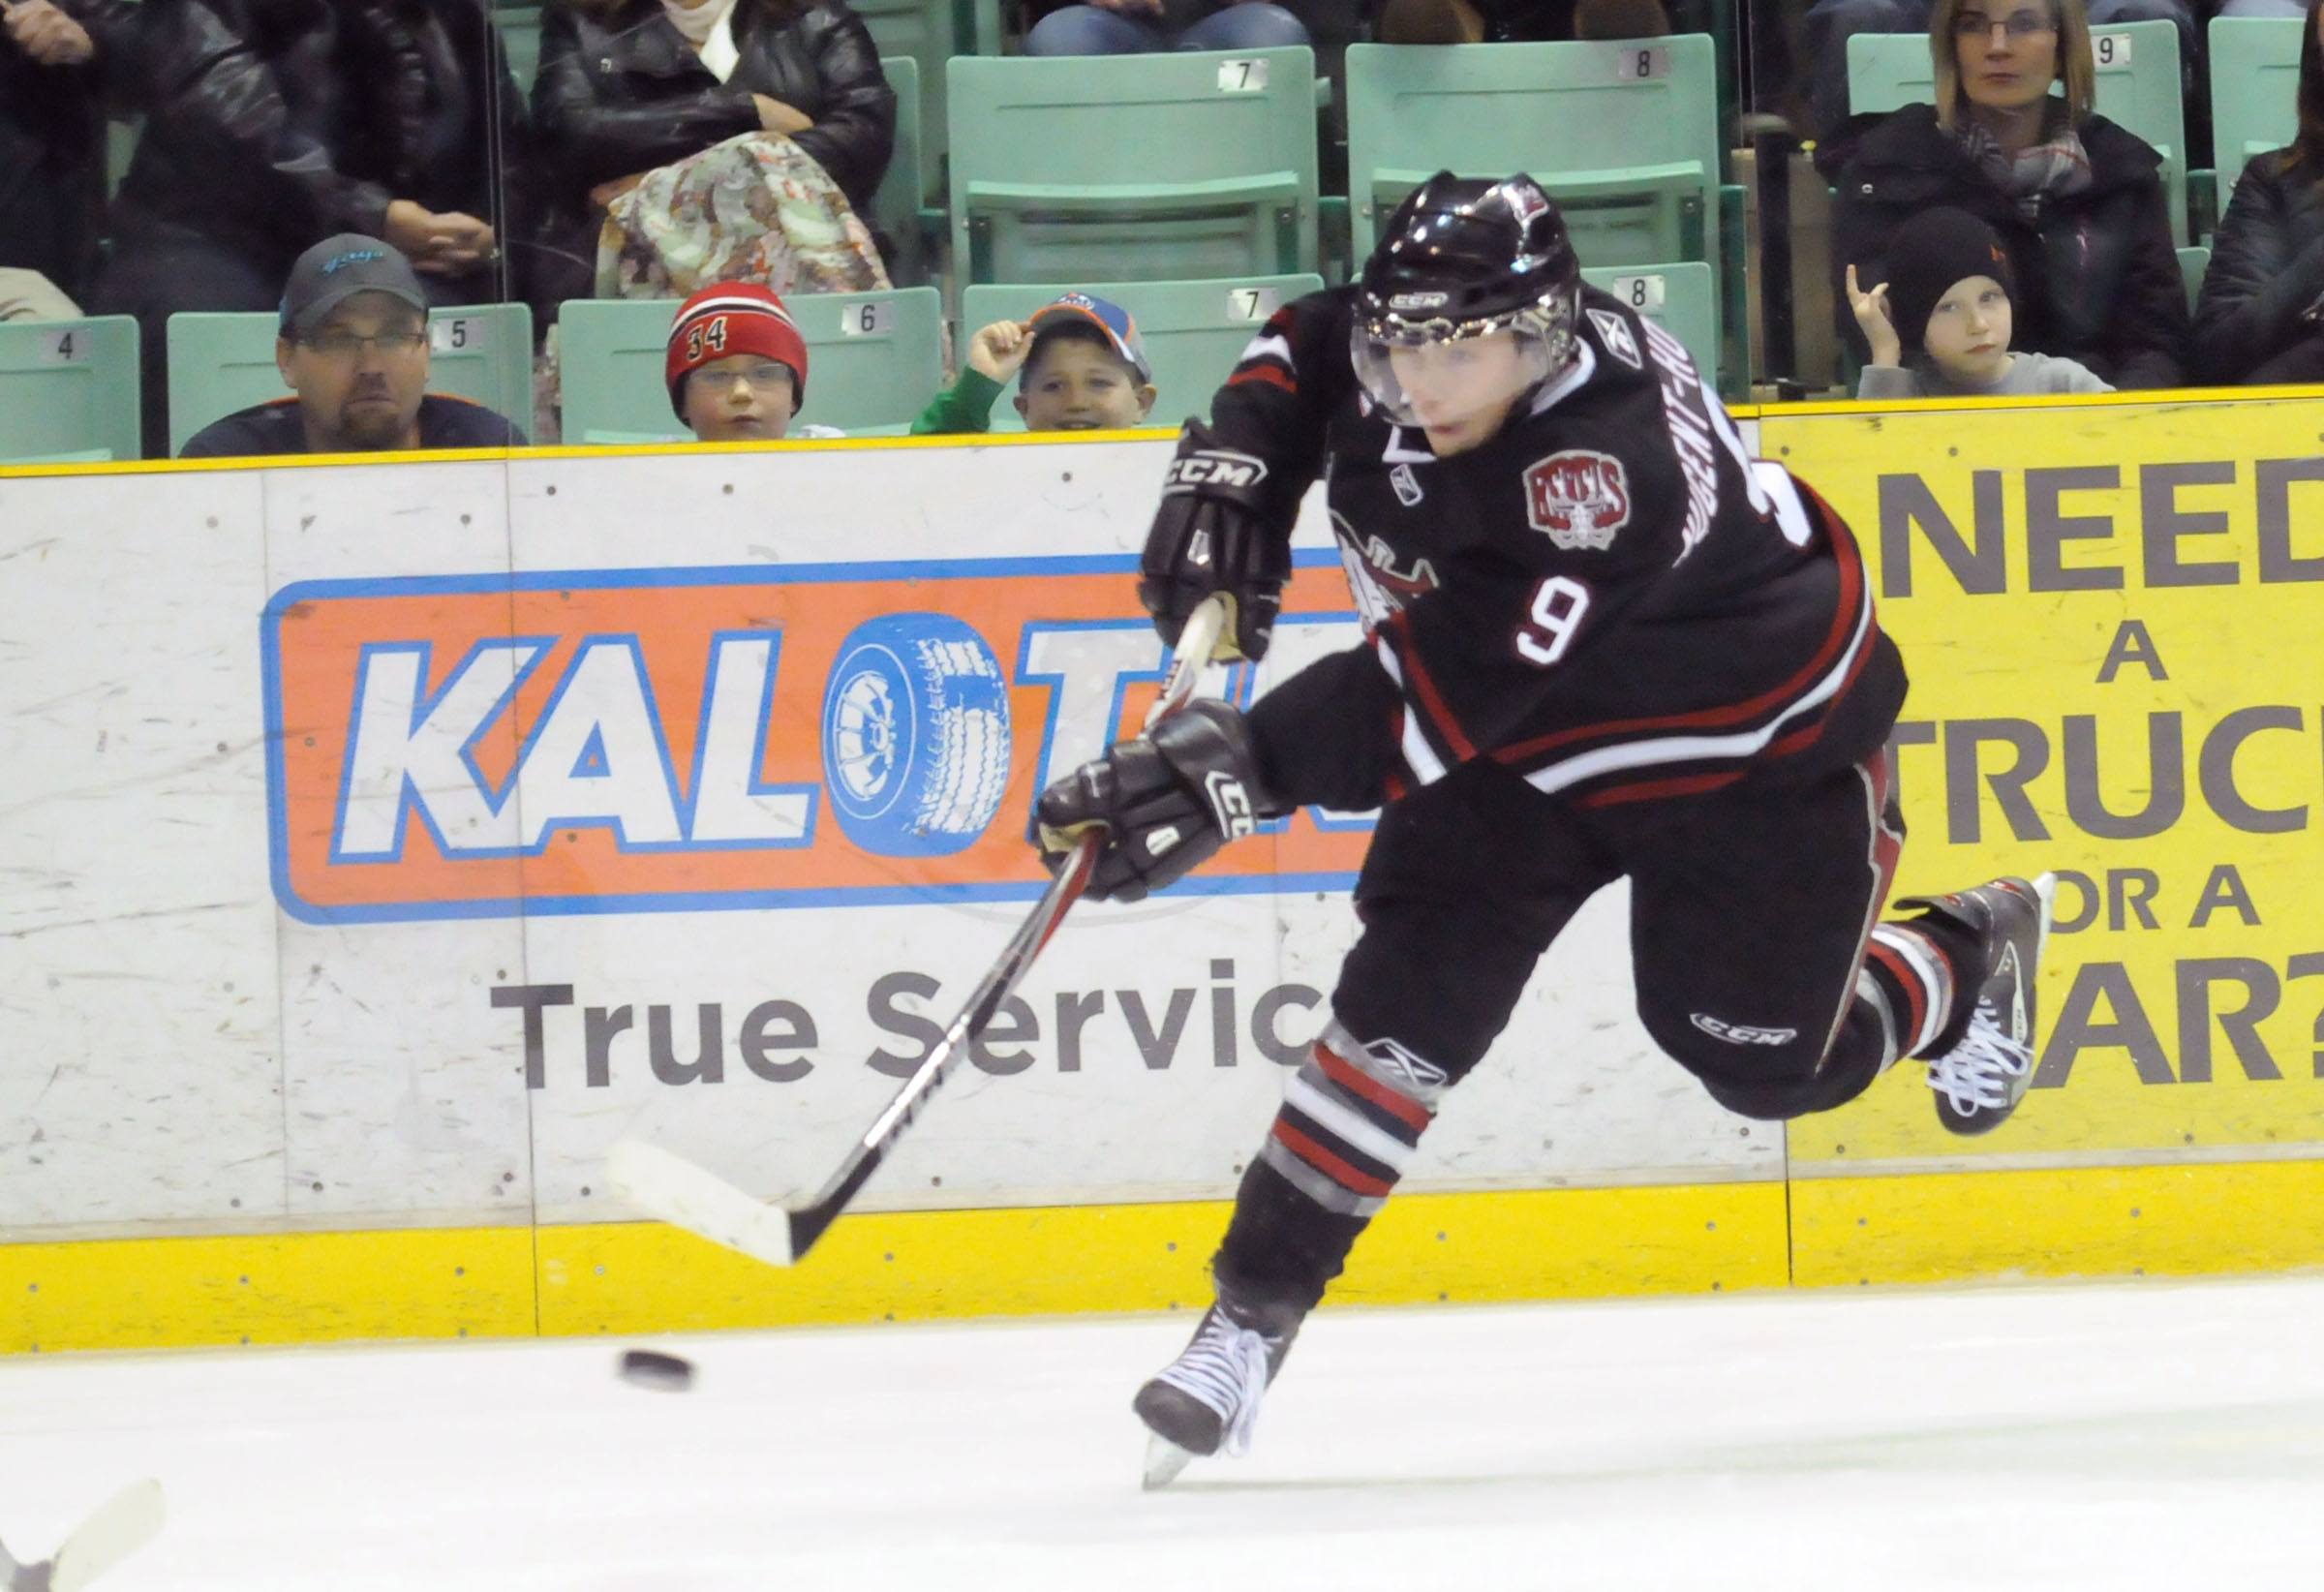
top-left (1227, 365), bottom-right (1296, 392)
top-left (1384, 612), bottom-right (1480, 761)
top-left (1576, 769), bottom-right (1745, 809)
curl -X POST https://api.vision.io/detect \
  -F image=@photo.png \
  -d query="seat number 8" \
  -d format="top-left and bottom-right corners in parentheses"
top-left (1516, 575), bottom-right (1591, 665)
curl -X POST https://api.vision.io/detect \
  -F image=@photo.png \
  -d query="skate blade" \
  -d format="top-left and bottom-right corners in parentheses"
top-left (50, 1478), bottom-right (165, 1592)
top-left (1142, 1434), bottom-right (1198, 1491)
top-left (2030, 872), bottom-right (2057, 963)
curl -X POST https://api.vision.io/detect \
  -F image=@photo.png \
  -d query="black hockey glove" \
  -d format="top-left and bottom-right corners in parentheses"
top-left (1140, 419), bottom-right (1292, 662)
top-left (1034, 700), bottom-right (1272, 903)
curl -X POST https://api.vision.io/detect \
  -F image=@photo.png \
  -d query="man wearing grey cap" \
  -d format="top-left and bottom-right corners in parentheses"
top-left (178, 235), bottom-right (525, 459)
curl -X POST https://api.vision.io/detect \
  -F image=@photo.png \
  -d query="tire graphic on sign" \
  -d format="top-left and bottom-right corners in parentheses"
top-left (820, 614), bottom-right (1012, 856)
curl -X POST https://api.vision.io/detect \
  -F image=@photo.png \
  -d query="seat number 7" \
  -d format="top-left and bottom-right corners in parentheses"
top-left (1516, 576), bottom-right (1591, 665)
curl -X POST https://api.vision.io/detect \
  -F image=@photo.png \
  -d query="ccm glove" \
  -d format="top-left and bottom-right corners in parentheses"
top-left (1034, 700), bottom-right (1273, 903)
top-left (1139, 420), bottom-right (1291, 662)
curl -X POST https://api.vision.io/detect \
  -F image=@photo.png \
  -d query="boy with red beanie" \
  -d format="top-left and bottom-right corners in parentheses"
top-left (665, 282), bottom-right (838, 441)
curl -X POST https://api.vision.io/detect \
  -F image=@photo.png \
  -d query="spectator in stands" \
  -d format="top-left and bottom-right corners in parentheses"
top-left (1847, 205), bottom-right (2112, 393)
top-left (2193, 0), bottom-right (2324, 383)
top-left (912, 291), bottom-right (1157, 435)
top-left (179, 235), bottom-right (525, 458)
top-left (533, 0), bottom-right (895, 303)
top-left (0, 0), bottom-right (118, 310)
top-left (1794, 0), bottom-right (2195, 142)
top-left (666, 280), bottom-right (841, 440)
top-left (1822, 0), bottom-right (2190, 388)
top-left (1371, 0), bottom-right (1671, 46)
top-left (88, 0), bottom-right (527, 459)
top-left (1024, 0), bottom-right (1308, 53)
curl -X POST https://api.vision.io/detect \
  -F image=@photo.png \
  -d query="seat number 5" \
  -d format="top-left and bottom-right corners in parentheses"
top-left (1516, 576), bottom-right (1591, 665)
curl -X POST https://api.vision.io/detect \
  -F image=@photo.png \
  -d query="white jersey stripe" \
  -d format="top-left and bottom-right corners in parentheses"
top-left (1519, 576), bottom-right (1873, 798)
top-left (1238, 331), bottom-right (1294, 369)
top-left (1373, 639), bottom-right (1449, 785)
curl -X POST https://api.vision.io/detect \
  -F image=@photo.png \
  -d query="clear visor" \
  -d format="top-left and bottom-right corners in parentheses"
top-left (1350, 302), bottom-right (1575, 432)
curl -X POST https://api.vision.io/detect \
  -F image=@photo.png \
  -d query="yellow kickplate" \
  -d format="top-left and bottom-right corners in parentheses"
top-left (0, 1226), bottom-right (536, 1353)
top-left (1791, 1159), bottom-right (2324, 1288)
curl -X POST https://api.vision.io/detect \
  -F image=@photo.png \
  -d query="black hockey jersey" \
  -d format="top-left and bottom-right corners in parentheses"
top-left (1222, 286), bottom-right (1908, 815)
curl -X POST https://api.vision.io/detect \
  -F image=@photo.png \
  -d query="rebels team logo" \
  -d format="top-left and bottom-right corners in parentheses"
top-left (1524, 450), bottom-right (1631, 551)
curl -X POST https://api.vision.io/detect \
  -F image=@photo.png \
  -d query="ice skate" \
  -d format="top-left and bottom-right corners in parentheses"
top-left (1895, 873), bottom-right (2055, 1135)
top-left (1133, 1290), bottom-right (1302, 1488)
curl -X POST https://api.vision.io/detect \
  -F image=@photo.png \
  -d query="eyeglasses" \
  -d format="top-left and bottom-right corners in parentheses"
top-left (700, 362), bottom-right (794, 394)
top-left (300, 329), bottom-right (428, 360)
top-left (1952, 10), bottom-right (2057, 40)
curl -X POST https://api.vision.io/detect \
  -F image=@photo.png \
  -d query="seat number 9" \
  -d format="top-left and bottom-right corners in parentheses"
top-left (1516, 575), bottom-right (1591, 665)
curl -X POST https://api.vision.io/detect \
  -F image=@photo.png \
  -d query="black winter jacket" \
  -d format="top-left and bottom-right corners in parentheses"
top-left (2192, 149), bottom-right (2324, 383)
top-left (1821, 103), bottom-right (2190, 389)
top-left (0, 0), bottom-right (112, 295)
top-left (532, 0), bottom-right (894, 219)
top-left (100, 0), bottom-right (528, 286)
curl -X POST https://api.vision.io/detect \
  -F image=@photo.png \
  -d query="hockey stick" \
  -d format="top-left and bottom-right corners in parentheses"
top-left (609, 593), bottom-right (1233, 1269)
top-left (2, 1479), bottom-right (165, 1592)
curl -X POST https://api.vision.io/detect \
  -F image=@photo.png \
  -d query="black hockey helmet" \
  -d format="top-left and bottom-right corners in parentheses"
top-left (1356, 172), bottom-right (1581, 332)
top-left (1350, 172), bottom-right (1584, 427)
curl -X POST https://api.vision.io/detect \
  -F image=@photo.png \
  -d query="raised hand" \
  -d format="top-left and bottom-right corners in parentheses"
top-left (1846, 262), bottom-right (1903, 368)
top-left (965, 320), bottom-right (1034, 383)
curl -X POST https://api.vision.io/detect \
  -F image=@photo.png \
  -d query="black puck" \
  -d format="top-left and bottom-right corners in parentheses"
top-left (617, 1348), bottom-right (695, 1391)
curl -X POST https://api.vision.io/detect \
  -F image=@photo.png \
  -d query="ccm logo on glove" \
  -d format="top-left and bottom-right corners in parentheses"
top-left (1203, 770), bottom-right (1257, 841)
top-left (1166, 450), bottom-right (1269, 492)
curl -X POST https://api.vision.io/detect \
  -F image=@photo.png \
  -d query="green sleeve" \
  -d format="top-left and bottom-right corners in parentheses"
top-left (909, 368), bottom-right (1008, 435)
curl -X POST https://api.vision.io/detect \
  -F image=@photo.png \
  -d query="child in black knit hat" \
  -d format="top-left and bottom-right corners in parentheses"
top-left (1846, 207), bottom-right (2112, 398)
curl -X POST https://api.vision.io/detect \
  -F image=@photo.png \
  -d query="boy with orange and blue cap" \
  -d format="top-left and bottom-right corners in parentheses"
top-left (913, 291), bottom-right (1159, 435)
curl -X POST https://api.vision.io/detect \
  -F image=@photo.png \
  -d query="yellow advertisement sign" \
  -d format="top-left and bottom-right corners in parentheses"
top-left (1762, 397), bottom-right (2324, 1173)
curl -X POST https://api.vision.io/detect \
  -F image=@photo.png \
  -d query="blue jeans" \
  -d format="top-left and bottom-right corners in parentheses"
top-left (1800, 0), bottom-right (2197, 138)
top-left (1025, 1), bottom-right (1311, 53)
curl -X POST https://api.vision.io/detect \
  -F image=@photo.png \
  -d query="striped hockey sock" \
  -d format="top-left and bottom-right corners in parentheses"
top-left (1257, 1021), bottom-right (1446, 1218)
top-left (1861, 922), bottom-right (1962, 1064)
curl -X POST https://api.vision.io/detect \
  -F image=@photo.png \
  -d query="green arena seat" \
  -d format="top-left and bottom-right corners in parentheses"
top-left (1345, 40), bottom-right (1722, 270)
top-left (0, 317), bottom-right (141, 463)
top-left (855, 0), bottom-right (1005, 208)
top-left (877, 56), bottom-right (932, 285)
top-left (1581, 262), bottom-right (1718, 383)
top-left (948, 48), bottom-right (1321, 289)
top-left (493, 5), bottom-right (542, 93)
top-left (2207, 16), bottom-right (2304, 224)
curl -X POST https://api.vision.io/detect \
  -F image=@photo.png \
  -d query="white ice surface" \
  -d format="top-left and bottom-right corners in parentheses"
top-left (6, 1274), bottom-right (2324, 1590)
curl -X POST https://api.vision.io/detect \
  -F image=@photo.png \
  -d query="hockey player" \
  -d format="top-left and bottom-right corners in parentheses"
top-left (1030, 174), bottom-right (2056, 1485)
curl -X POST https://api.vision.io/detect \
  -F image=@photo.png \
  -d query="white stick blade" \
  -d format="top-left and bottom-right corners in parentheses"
top-left (607, 1139), bottom-right (794, 1268)
top-left (50, 1479), bottom-right (164, 1592)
